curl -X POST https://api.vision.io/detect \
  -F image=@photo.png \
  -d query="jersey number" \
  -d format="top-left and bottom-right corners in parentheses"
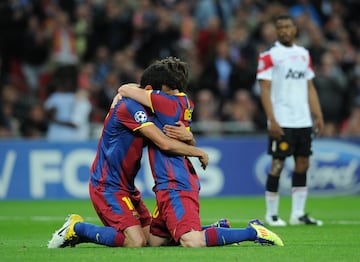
top-left (121, 196), bottom-right (135, 210)
top-left (152, 205), bottom-right (159, 218)
top-left (184, 109), bottom-right (193, 121)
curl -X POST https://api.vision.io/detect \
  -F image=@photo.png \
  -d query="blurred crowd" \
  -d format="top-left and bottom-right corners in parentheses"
top-left (0, 0), bottom-right (359, 140)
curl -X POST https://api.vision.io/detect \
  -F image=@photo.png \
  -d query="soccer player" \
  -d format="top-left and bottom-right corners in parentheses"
top-left (48, 89), bottom-right (210, 248)
top-left (118, 57), bottom-right (284, 247)
top-left (256, 14), bottom-right (324, 226)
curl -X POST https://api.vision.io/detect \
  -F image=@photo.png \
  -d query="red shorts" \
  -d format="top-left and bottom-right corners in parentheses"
top-left (150, 189), bottom-right (201, 243)
top-left (89, 183), bottom-right (151, 232)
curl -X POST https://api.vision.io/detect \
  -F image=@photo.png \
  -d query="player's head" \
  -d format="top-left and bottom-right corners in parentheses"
top-left (140, 56), bottom-right (189, 92)
top-left (274, 14), bottom-right (297, 46)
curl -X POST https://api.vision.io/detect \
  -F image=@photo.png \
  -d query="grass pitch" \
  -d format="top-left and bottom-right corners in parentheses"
top-left (0, 196), bottom-right (359, 262)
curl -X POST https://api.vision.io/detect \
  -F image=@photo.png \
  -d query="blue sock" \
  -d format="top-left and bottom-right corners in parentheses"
top-left (207, 227), bottom-right (257, 246)
top-left (74, 222), bottom-right (118, 247)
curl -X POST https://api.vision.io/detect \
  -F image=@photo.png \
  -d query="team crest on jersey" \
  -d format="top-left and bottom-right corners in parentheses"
top-left (134, 110), bottom-right (148, 123)
top-left (279, 141), bottom-right (289, 151)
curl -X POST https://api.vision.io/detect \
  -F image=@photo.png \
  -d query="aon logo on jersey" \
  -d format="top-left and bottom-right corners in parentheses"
top-left (285, 69), bottom-right (306, 79)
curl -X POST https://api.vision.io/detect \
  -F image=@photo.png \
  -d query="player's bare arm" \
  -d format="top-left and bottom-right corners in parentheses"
top-left (110, 93), bottom-right (122, 109)
top-left (140, 124), bottom-right (208, 169)
top-left (259, 79), bottom-right (284, 140)
top-left (308, 80), bottom-right (324, 137)
top-left (118, 83), bottom-right (151, 107)
top-left (163, 121), bottom-right (196, 146)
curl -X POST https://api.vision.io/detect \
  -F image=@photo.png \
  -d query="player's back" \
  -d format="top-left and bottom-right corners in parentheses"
top-left (147, 91), bottom-right (199, 192)
top-left (90, 98), bottom-right (150, 193)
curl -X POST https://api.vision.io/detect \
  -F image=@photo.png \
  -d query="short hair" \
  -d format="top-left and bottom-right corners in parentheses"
top-left (140, 57), bottom-right (189, 92)
top-left (274, 14), bottom-right (295, 25)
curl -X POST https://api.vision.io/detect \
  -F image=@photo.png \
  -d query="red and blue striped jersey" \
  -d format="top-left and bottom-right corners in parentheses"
top-left (90, 98), bottom-right (153, 193)
top-left (146, 90), bottom-right (200, 192)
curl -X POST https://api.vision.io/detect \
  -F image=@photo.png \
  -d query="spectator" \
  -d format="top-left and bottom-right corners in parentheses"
top-left (192, 89), bottom-right (223, 136)
top-left (314, 51), bottom-right (348, 136)
top-left (19, 102), bottom-right (48, 138)
top-left (340, 103), bottom-right (360, 137)
top-left (44, 80), bottom-right (77, 141)
top-left (21, 15), bottom-right (50, 98)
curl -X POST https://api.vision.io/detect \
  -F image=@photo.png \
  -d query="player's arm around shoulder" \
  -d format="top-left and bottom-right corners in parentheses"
top-left (118, 83), bottom-right (152, 107)
top-left (139, 124), bottom-right (208, 169)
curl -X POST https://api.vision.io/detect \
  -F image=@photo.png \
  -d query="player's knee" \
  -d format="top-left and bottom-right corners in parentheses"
top-left (126, 237), bottom-right (147, 247)
top-left (180, 231), bottom-right (205, 248)
top-left (270, 159), bottom-right (284, 176)
top-left (295, 157), bottom-right (309, 172)
top-left (124, 234), bottom-right (147, 247)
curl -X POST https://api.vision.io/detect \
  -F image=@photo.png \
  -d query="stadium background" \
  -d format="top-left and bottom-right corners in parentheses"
top-left (0, 0), bottom-right (360, 199)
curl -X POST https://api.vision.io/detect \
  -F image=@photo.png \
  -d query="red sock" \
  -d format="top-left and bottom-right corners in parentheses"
top-left (114, 231), bottom-right (125, 247)
top-left (204, 227), bottom-right (218, 246)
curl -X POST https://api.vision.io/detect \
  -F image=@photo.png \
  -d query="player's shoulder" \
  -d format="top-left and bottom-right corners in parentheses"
top-left (117, 97), bottom-right (144, 111)
top-left (259, 42), bottom-right (280, 58)
top-left (293, 43), bottom-right (310, 54)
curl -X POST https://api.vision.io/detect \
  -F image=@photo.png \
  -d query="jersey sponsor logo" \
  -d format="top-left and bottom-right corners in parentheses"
top-left (134, 110), bottom-right (148, 123)
top-left (285, 69), bottom-right (306, 79)
top-left (254, 140), bottom-right (360, 195)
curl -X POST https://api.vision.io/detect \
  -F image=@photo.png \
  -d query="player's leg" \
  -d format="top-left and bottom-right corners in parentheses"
top-left (289, 128), bottom-right (323, 225)
top-left (264, 129), bottom-right (293, 226)
top-left (83, 186), bottom-right (148, 247)
top-left (203, 220), bottom-right (284, 247)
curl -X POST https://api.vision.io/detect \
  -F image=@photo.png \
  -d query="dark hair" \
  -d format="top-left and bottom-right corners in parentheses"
top-left (140, 57), bottom-right (189, 92)
top-left (274, 14), bottom-right (295, 24)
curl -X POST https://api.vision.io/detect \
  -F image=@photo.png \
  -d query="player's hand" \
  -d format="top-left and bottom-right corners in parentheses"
top-left (198, 152), bottom-right (209, 170)
top-left (111, 93), bottom-right (122, 109)
top-left (313, 117), bottom-right (324, 137)
top-left (268, 119), bottom-right (284, 140)
top-left (164, 121), bottom-right (193, 142)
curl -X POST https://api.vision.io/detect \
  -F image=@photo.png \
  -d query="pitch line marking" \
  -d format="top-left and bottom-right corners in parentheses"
top-left (0, 216), bottom-right (360, 225)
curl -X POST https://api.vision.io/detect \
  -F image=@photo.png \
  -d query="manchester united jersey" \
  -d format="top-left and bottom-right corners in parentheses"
top-left (256, 41), bottom-right (314, 128)
top-left (90, 98), bottom-right (153, 193)
top-left (146, 90), bottom-right (200, 192)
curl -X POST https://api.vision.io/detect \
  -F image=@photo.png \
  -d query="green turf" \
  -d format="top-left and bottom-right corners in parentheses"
top-left (1, 196), bottom-right (359, 262)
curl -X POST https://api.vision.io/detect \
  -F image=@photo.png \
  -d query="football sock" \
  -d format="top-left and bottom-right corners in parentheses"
top-left (74, 222), bottom-right (125, 247)
top-left (265, 191), bottom-right (280, 217)
top-left (204, 227), bottom-right (256, 246)
top-left (266, 174), bottom-right (280, 192)
top-left (291, 186), bottom-right (308, 217)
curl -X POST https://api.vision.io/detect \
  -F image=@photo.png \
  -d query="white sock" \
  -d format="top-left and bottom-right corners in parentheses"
top-left (265, 191), bottom-right (280, 217)
top-left (291, 187), bottom-right (308, 218)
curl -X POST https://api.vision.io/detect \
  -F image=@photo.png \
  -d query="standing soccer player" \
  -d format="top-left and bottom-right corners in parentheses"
top-left (48, 90), bottom-right (209, 248)
top-left (256, 14), bottom-right (324, 226)
top-left (119, 57), bottom-right (284, 247)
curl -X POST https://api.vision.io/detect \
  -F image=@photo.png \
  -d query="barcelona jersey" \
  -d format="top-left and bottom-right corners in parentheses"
top-left (146, 90), bottom-right (200, 192)
top-left (90, 98), bottom-right (153, 193)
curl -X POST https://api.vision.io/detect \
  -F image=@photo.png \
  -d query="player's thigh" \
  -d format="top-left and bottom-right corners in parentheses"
top-left (294, 127), bottom-right (312, 156)
top-left (267, 128), bottom-right (294, 158)
top-left (156, 190), bottom-right (202, 243)
top-left (90, 188), bottom-right (144, 231)
top-left (180, 230), bottom-right (206, 247)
